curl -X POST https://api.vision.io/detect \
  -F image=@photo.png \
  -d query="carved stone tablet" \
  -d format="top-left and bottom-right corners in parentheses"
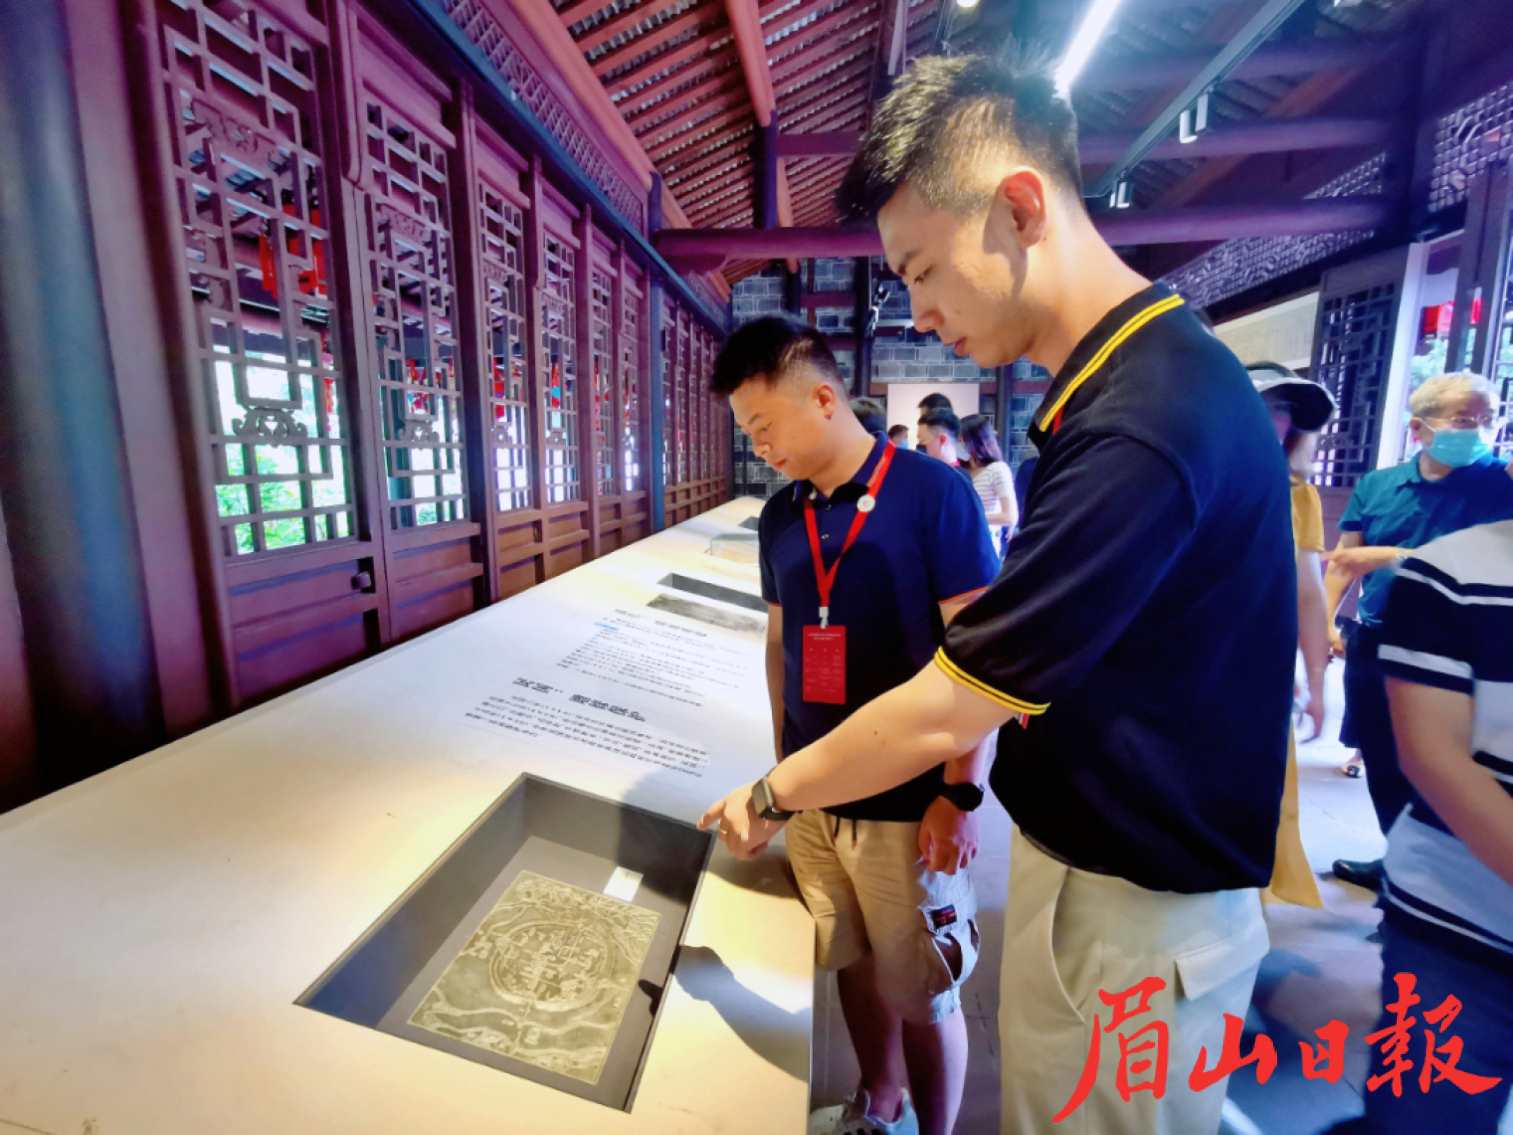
top-left (407, 871), bottom-right (661, 1084)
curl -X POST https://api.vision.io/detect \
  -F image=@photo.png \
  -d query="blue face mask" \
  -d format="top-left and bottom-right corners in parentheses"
top-left (1425, 426), bottom-right (1494, 468)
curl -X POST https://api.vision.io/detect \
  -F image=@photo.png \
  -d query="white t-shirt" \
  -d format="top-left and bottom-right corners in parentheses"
top-left (970, 461), bottom-right (1014, 540)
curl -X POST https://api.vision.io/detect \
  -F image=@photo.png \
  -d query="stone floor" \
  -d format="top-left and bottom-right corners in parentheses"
top-left (807, 663), bottom-right (1513, 1134)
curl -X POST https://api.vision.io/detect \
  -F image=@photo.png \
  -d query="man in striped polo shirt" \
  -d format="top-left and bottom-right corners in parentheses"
top-left (1363, 517), bottom-right (1513, 1132)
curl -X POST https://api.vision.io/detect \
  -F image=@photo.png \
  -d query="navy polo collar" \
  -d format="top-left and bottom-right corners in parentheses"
top-left (797, 437), bottom-right (887, 504)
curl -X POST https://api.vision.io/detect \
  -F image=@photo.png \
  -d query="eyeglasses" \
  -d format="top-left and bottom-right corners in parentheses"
top-left (1424, 413), bottom-right (1500, 430)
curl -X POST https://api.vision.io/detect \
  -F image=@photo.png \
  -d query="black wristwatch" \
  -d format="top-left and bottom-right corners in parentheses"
top-left (938, 782), bottom-right (985, 813)
top-left (752, 776), bottom-right (797, 822)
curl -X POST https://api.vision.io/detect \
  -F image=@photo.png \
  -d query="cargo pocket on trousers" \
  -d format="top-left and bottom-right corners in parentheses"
top-left (923, 905), bottom-right (981, 996)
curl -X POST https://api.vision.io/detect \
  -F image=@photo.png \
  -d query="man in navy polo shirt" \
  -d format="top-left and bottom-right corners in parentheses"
top-left (710, 316), bottom-right (997, 1135)
top-left (702, 52), bottom-right (1294, 1135)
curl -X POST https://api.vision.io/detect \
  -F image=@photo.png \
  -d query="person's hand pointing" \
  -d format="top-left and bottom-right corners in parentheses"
top-left (699, 783), bottom-right (786, 858)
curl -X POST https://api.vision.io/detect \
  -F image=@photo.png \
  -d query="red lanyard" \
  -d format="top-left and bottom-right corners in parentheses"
top-left (802, 444), bottom-right (895, 627)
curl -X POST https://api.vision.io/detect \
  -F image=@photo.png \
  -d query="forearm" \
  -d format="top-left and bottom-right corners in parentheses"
top-left (1405, 748), bottom-right (1513, 888)
top-left (1323, 566), bottom-right (1350, 622)
top-left (1297, 554), bottom-right (1330, 682)
top-left (1389, 679), bottom-right (1513, 888)
top-left (767, 662), bottom-right (1009, 811)
top-left (765, 641), bottom-right (785, 759)
top-left (944, 737), bottom-right (993, 785)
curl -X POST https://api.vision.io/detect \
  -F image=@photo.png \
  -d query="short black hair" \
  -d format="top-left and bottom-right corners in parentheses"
top-left (959, 413), bottom-right (1004, 465)
top-left (919, 407), bottom-right (960, 438)
top-left (836, 46), bottom-right (1081, 220)
top-left (709, 316), bottom-right (840, 397)
top-left (888, 423), bottom-right (910, 439)
top-left (917, 392), bottom-right (954, 413)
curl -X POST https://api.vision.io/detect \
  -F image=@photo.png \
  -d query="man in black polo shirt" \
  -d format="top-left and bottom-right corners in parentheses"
top-left (701, 53), bottom-right (1294, 1134)
top-left (710, 317), bottom-right (998, 1135)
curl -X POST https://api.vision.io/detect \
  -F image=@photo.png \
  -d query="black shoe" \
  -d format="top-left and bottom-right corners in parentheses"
top-left (1332, 858), bottom-right (1385, 893)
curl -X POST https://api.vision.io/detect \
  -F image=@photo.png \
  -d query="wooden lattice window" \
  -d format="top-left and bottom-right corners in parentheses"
top-left (153, 0), bottom-right (355, 557)
top-left (1314, 282), bottom-right (1398, 488)
top-left (620, 280), bottom-right (642, 493)
top-left (675, 310), bottom-right (690, 484)
top-left (361, 100), bottom-right (466, 529)
top-left (540, 233), bottom-right (579, 504)
top-left (591, 268), bottom-right (615, 497)
top-left (479, 184), bottom-right (531, 512)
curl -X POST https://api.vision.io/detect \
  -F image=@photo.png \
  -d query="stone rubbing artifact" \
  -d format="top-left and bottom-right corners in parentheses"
top-left (408, 871), bottom-right (661, 1084)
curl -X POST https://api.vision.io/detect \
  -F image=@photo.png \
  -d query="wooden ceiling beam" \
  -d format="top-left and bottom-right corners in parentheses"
top-left (681, 167), bottom-right (753, 211)
top-left (591, 4), bottom-right (724, 75)
top-left (783, 93), bottom-right (868, 133)
top-left (511, 0), bottom-right (693, 229)
top-left (761, 0), bottom-right (838, 37)
top-left (646, 104), bottom-right (755, 161)
top-left (628, 76), bottom-right (746, 133)
top-left (774, 14), bottom-right (883, 84)
top-left (577, 0), bottom-right (684, 55)
top-left (606, 32), bottom-right (733, 95)
top-left (776, 52), bottom-right (873, 102)
top-left (665, 130), bottom-right (757, 181)
top-left (618, 57), bottom-right (734, 118)
top-left (778, 52), bottom-right (872, 109)
top-left (1153, 55), bottom-right (1393, 209)
top-left (768, 2), bottom-right (878, 73)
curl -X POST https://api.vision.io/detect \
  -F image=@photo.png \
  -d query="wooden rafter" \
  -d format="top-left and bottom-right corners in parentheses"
top-left (781, 75), bottom-right (868, 122)
top-left (575, 0), bottom-right (683, 55)
top-left (647, 104), bottom-right (756, 161)
top-left (777, 52), bottom-right (874, 101)
top-left (770, 22), bottom-right (879, 86)
top-left (630, 76), bottom-right (747, 133)
top-left (607, 32), bottom-right (734, 95)
top-left (784, 93), bottom-right (868, 133)
top-left (761, 0), bottom-right (839, 39)
top-left (665, 130), bottom-right (756, 181)
top-left (767, 2), bottom-right (878, 73)
top-left (591, 4), bottom-right (725, 75)
top-left (619, 57), bottom-right (737, 118)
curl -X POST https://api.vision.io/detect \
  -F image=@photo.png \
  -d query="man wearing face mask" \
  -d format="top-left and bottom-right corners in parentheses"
top-left (1325, 373), bottom-right (1513, 893)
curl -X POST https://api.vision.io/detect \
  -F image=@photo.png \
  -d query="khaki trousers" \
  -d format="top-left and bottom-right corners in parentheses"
top-left (999, 829), bottom-right (1269, 1135)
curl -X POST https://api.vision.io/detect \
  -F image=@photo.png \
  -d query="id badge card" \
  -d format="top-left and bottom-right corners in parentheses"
top-left (802, 625), bottom-right (846, 704)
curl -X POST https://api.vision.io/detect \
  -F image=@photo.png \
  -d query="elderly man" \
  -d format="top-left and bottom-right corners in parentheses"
top-left (1325, 373), bottom-right (1513, 893)
top-left (702, 50), bottom-right (1293, 1135)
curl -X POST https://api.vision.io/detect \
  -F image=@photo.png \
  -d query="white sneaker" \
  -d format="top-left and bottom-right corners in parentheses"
top-left (807, 1089), bottom-right (919, 1135)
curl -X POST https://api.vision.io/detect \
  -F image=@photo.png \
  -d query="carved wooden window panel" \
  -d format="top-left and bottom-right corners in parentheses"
top-left (620, 281), bottom-right (642, 494)
top-left (696, 329), bottom-right (710, 482)
top-left (361, 100), bottom-right (467, 529)
top-left (591, 268), bottom-right (616, 497)
top-left (540, 232), bottom-right (580, 504)
top-left (479, 184), bottom-right (532, 513)
top-left (1313, 282), bottom-right (1397, 488)
top-left (151, 0), bottom-right (355, 558)
top-left (660, 301), bottom-right (673, 492)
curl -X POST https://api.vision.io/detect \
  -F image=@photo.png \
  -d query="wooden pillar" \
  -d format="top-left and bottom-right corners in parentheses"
top-left (575, 202), bottom-right (602, 563)
top-left (448, 86), bottom-right (501, 603)
top-left (1446, 163), bottom-right (1513, 377)
top-left (0, 0), bottom-right (163, 783)
top-left (852, 255), bottom-right (873, 396)
top-left (754, 118), bottom-right (780, 231)
top-left (524, 156), bottom-right (554, 574)
top-left (648, 175), bottom-right (667, 532)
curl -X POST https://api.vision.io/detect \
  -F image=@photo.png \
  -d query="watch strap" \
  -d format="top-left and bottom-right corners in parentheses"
top-left (754, 776), bottom-right (797, 822)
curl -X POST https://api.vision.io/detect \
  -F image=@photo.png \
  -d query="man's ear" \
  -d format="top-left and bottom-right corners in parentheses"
top-left (811, 377), bottom-right (844, 417)
top-left (984, 168), bottom-right (1049, 253)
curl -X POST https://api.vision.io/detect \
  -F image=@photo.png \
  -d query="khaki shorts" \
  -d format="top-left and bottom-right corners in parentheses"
top-left (786, 808), bottom-right (980, 1025)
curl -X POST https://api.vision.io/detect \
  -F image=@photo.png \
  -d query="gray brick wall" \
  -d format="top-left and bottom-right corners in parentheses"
top-left (731, 265), bottom-right (788, 325)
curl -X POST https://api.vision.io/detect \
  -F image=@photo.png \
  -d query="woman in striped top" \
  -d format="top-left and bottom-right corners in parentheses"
top-left (960, 414), bottom-right (1017, 556)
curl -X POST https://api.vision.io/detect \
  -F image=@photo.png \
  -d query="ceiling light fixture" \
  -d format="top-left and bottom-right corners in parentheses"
top-left (1054, 0), bottom-right (1127, 97)
top-left (955, 0), bottom-right (980, 9)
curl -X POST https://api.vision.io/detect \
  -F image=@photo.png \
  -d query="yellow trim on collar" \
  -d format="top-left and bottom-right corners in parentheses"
top-left (934, 649), bottom-right (1050, 716)
top-left (1036, 293), bottom-right (1186, 432)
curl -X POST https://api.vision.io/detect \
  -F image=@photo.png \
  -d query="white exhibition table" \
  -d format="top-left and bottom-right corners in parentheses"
top-left (0, 499), bottom-right (813, 1135)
